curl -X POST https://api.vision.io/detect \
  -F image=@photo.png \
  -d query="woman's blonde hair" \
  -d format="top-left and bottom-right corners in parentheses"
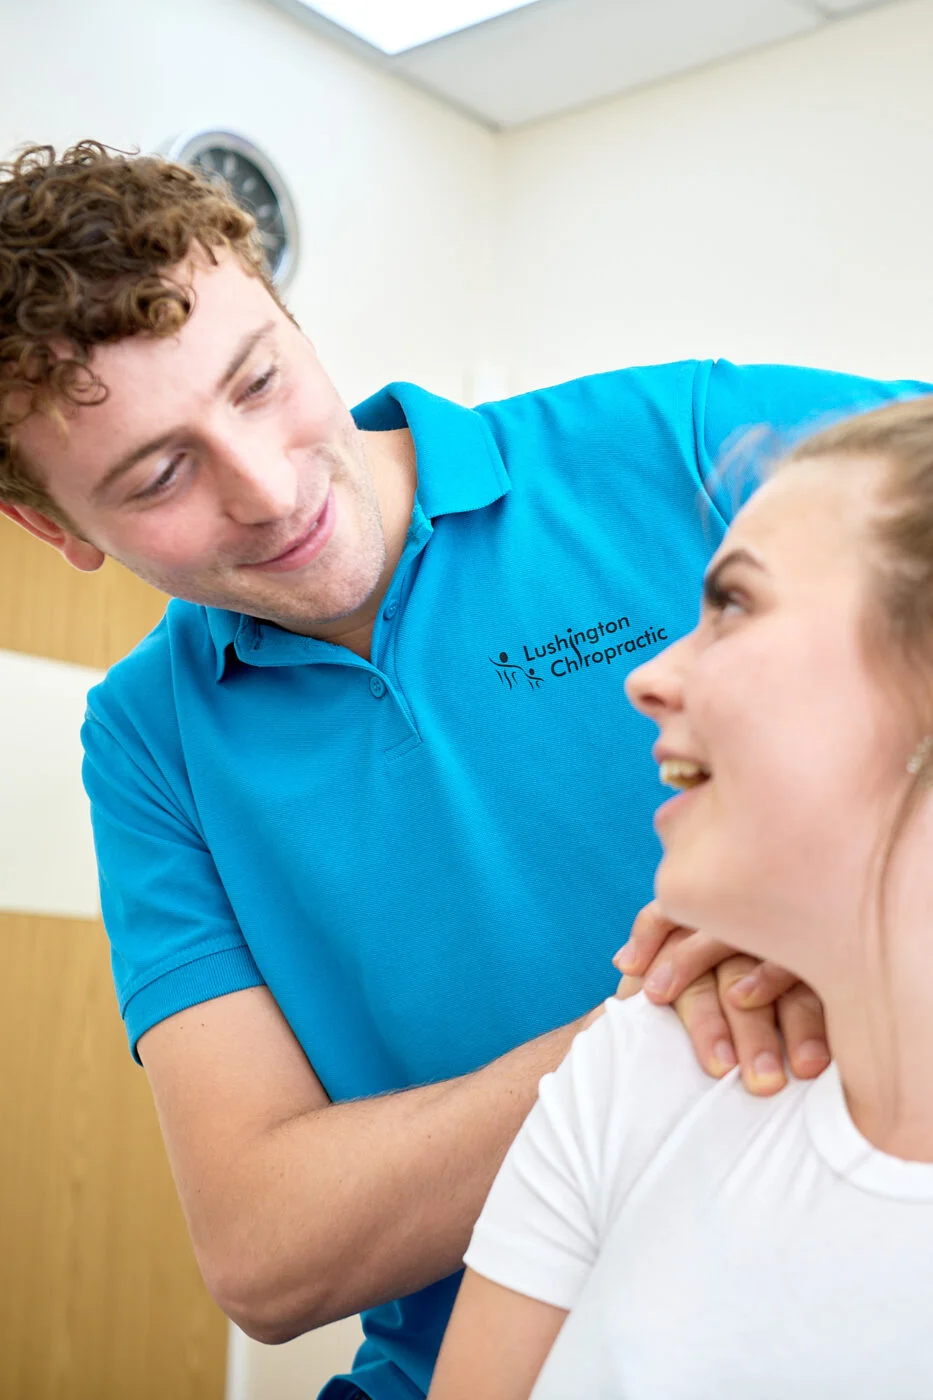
top-left (784, 395), bottom-right (933, 881)
top-left (786, 395), bottom-right (933, 692)
top-left (784, 394), bottom-right (933, 1119)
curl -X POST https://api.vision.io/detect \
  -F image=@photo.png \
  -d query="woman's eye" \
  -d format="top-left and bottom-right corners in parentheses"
top-left (704, 579), bottom-right (747, 621)
top-left (717, 592), bottom-right (744, 616)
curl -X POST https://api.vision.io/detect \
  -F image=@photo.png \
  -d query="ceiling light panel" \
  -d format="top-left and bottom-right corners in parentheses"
top-left (303, 0), bottom-right (543, 54)
top-left (810, 0), bottom-right (892, 12)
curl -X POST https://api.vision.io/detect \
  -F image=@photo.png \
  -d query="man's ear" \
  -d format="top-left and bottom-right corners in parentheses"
top-left (0, 501), bottom-right (106, 572)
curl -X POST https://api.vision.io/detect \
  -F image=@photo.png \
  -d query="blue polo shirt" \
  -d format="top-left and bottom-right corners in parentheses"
top-left (82, 360), bottom-right (927, 1400)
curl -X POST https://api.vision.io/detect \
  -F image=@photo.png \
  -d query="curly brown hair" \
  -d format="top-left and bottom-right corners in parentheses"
top-left (0, 140), bottom-right (274, 524)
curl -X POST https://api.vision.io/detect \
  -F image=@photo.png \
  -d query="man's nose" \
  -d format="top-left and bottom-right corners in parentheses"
top-left (216, 440), bottom-right (299, 525)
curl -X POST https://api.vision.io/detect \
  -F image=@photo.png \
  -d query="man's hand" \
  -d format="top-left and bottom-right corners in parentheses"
top-left (614, 902), bottom-right (830, 1095)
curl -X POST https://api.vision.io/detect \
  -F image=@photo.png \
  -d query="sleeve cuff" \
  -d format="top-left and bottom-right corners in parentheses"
top-left (124, 943), bottom-right (265, 1063)
top-left (463, 1224), bottom-right (589, 1312)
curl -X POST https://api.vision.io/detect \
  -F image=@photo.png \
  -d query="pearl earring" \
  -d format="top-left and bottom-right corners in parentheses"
top-left (906, 735), bottom-right (933, 784)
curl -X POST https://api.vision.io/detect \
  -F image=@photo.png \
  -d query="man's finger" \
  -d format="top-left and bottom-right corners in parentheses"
top-left (612, 901), bottom-right (685, 978)
top-left (776, 983), bottom-right (830, 1080)
top-left (640, 929), bottom-right (739, 1005)
top-left (672, 971), bottom-right (738, 1078)
top-left (726, 960), bottom-right (799, 1010)
top-left (613, 973), bottom-right (644, 1002)
top-left (718, 957), bottom-right (787, 1096)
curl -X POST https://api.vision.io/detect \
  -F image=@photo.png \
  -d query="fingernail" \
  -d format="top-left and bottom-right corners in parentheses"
top-left (645, 963), bottom-right (673, 996)
top-left (752, 1051), bottom-right (784, 1081)
top-left (712, 1039), bottom-right (737, 1074)
top-left (795, 1039), bottom-right (830, 1067)
top-left (615, 945), bottom-right (637, 972)
top-left (731, 974), bottom-right (759, 1004)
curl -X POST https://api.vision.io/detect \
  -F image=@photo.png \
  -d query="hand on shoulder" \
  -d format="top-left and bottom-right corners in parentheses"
top-left (613, 901), bottom-right (830, 1096)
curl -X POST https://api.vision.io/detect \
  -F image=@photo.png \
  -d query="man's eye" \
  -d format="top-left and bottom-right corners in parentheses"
top-left (242, 364), bottom-right (279, 401)
top-left (135, 456), bottom-right (184, 500)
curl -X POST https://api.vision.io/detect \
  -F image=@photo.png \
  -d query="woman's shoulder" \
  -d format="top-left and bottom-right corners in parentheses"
top-left (559, 993), bottom-right (742, 1224)
top-left (570, 990), bottom-right (715, 1113)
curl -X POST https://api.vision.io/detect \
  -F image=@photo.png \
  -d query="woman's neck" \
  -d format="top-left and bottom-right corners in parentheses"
top-left (819, 950), bottom-right (933, 1162)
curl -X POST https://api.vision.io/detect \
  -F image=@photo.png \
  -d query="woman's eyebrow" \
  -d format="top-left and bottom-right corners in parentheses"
top-left (702, 547), bottom-right (767, 603)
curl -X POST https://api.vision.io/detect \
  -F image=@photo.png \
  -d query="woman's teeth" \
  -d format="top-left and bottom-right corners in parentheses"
top-left (659, 759), bottom-right (710, 791)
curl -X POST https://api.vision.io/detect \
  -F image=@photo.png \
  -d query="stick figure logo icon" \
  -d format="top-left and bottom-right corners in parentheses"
top-left (489, 652), bottom-right (544, 691)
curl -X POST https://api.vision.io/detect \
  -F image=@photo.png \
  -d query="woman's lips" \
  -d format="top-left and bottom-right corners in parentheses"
top-left (654, 777), bottom-right (710, 832)
top-left (245, 487), bottom-right (336, 574)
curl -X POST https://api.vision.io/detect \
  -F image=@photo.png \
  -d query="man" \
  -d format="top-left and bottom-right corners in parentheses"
top-left (0, 142), bottom-right (922, 1400)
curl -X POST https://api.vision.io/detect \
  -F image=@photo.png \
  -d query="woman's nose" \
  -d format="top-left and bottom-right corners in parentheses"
top-left (625, 634), bottom-right (689, 720)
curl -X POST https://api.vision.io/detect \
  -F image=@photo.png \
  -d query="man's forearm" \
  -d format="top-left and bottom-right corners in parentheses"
top-left (213, 1015), bottom-right (587, 1341)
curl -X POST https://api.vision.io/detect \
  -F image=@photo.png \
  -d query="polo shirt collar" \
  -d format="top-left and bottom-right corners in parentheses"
top-left (205, 608), bottom-right (248, 681)
top-left (353, 381), bottom-right (510, 519)
top-left (205, 381), bottom-right (511, 681)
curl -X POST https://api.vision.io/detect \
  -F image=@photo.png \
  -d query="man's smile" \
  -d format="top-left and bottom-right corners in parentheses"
top-left (242, 486), bottom-right (336, 573)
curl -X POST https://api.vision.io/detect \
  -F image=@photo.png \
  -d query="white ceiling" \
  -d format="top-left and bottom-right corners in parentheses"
top-left (264, 0), bottom-right (904, 130)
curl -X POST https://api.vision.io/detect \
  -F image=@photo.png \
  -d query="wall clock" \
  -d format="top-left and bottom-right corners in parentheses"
top-left (164, 129), bottom-right (300, 292)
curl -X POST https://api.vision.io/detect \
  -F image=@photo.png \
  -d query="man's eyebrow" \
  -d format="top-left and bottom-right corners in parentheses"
top-left (702, 547), bottom-right (766, 602)
top-left (215, 320), bottom-right (276, 394)
top-left (90, 322), bottom-right (277, 503)
top-left (90, 430), bottom-right (180, 503)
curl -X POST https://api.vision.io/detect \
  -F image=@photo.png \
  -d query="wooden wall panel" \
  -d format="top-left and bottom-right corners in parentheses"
top-left (0, 912), bottom-right (226, 1400)
top-left (0, 513), bottom-right (228, 1400)
top-left (0, 513), bottom-right (170, 671)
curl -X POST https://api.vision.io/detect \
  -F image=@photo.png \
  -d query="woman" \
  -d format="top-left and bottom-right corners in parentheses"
top-left (428, 396), bottom-right (933, 1400)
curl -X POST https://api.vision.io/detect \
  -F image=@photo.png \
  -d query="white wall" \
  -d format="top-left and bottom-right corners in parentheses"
top-left (497, 0), bottom-right (933, 393)
top-left (0, 0), bottom-right (497, 409)
top-left (0, 650), bottom-right (102, 919)
top-left (226, 1313), bottom-right (365, 1400)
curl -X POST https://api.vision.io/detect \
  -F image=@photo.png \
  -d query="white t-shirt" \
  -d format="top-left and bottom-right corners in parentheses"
top-left (464, 993), bottom-right (933, 1399)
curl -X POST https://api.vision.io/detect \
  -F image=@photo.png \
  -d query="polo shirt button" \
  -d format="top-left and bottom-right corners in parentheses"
top-left (369, 675), bottom-right (387, 699)
top-left (383, 600), bottom-right (398, 621)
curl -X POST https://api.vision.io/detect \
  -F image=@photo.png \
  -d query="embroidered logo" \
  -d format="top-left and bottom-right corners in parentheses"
top-left (491, 612), bottom-right (669, 690)
top-left (489, 652), bottom-right (544, 690)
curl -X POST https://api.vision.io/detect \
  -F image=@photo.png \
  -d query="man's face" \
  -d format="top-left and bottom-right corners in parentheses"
top-left (15, 252), bottom-right (387, 636)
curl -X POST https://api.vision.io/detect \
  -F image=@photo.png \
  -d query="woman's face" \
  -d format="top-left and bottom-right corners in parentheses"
top-left (626, 454), bottom-right (908, 983)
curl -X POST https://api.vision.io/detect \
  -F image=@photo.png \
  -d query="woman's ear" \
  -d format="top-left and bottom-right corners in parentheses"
top-left (0, 501), bottom-right (106, 572)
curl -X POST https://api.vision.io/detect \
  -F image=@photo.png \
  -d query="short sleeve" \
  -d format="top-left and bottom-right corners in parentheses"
top-left (464, 997), bottom-right (654, 1311)
top-left (693, 359), bottom-right (933, 523)
top-left (83, 677), bottom-right (264, 1062)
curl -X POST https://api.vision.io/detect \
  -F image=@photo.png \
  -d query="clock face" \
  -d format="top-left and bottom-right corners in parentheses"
top-left (165, 131), bottom-right (299, 290)
top-left (193, 145), bottom-right (288, 279)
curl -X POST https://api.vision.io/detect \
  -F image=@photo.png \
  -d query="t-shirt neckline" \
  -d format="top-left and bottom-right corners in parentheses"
top-left (804, 1062), bottom-right (933, 1201)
